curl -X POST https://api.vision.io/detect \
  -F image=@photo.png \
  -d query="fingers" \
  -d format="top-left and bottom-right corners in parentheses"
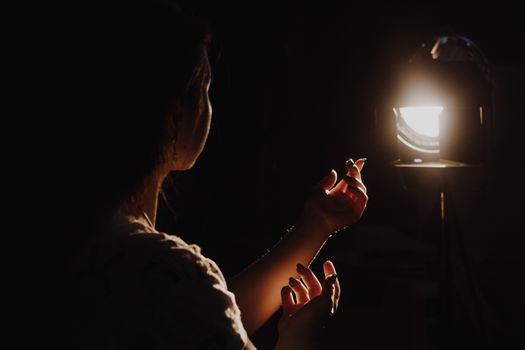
top-left (329, 158), bottom-right (366, 195)
top-left (321, 273), bottom-right (338, 315)
top-left (355, 158), bottom-right (366, 172)
top-left (281, 285), bottom-right (295, 316)
top-left (342, 156), bottom-right (369, 201)
top-left (347, 185), bottom-right (368, 210)
top-left (323, 261), bottom-right (341, 312)
top-left (281, 263), bottom-right (341, 321)
top-left (289, 277), bottom-right (309, 304)
top-left (285, 263), bottom-right (334, 303)
top-left (343, 175), bottom-right (367, 194)
top-left (317, 159), bottom-right (366, 197)
top-left (345, 158), bottom-right (366, 172)
top-left (345, 158), bottom-right (366, 181)
top-left (323, 260), bottom-right (336, 278)
top-left (281, 285), bottom-right (295, 307)
top-left (297, 263), bottom-right (323, 298)
top-left (299, 273), bottom-right (336, 326)
top-left (316, 169), bottom-right (337, 193)
top-left (321, 273), bottom-right (338, 296)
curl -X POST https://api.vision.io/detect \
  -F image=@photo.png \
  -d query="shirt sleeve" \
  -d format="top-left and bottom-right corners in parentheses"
top-left (136, 234), bottom-right (252, 350)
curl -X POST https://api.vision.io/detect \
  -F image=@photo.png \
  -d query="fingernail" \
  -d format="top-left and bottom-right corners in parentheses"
top-left (296, 263), bottom-right (306, 271)
top-left (325, 259), bottom-right (332, 264)
top-left (358, 157), bottom-right (367, 162)
top-left (345, 158), bottom-right (355, 166)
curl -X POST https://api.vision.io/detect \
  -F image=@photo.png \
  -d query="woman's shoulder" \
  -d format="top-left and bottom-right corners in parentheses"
top-left (66, 216), bottom-right (249, 349)
top-left (84, 215), bottom-right (225, 285)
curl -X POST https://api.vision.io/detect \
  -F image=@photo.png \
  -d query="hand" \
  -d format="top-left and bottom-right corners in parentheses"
top-left (303, 158), bottom-right (368, 236)
top-left (276, 261), bottom-right (340, 350)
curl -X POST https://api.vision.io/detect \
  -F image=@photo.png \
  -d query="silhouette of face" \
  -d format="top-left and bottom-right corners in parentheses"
top-left (170, 48), bottom-right (212, 171)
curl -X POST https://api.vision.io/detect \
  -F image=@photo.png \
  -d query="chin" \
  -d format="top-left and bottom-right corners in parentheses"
top-left (172, 147), bottom-right (203, 171)
top-left (181, 162), bottom-right (196, 170)
top-left (175, 158), bottom-right (197, 171)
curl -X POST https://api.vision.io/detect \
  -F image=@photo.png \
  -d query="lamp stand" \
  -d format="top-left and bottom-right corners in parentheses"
top-left (393, 161), bottom-right (488, 349)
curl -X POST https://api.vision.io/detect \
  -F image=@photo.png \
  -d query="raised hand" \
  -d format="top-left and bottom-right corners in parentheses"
top-left (303, 158), bottom-right (368, 237)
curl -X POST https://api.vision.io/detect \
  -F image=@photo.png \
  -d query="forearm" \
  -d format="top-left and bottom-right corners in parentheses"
top-left (228, 215), bottom-right (331, 335)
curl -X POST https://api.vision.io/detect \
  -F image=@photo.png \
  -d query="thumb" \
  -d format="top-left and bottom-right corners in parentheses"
top-left (320, 274), bottom-right (337, 315)
top-left (316, 170), bottom-right (337, 192)
top-left (355, 158), bottom-right (367, 172)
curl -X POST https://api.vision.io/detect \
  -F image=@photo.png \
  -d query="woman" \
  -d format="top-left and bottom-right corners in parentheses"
top-left (28, 1), bottom-right (368, 348)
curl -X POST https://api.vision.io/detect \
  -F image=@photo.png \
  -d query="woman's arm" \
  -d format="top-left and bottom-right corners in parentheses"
top-left (228, 158), bottom-right (367, 335)
top-left (229, 213), bottom-right (331, 335)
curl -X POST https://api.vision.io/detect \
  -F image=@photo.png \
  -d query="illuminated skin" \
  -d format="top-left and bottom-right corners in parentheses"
top-left (133, 48), bottom-right (368, 349)
top-left (230, 158), bottom-right (367, 342)
top-left (169, 55), bottom-right (213, 172)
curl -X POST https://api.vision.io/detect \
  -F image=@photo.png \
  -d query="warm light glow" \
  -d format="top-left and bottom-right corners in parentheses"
top-left (399, 106), bottom-right (443, 137)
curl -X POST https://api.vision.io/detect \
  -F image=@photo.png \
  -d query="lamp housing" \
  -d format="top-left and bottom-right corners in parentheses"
top-left (391, 35), bottom-right (493, 166)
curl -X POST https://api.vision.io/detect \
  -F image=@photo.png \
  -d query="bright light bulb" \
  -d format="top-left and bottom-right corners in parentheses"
top-left (399, 106), bottom-right (443, 138)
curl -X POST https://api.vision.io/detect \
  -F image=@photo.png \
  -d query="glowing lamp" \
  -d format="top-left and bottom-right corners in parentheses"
top-left (395, 105), bottom-right (443, 153)
top-left (391, 35), bottom-right (492, 166)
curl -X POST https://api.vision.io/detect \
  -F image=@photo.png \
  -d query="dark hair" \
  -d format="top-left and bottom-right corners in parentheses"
top-left (57, 0), bottom-right (211, 230)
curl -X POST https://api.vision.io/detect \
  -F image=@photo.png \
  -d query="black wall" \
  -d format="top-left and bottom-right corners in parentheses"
top-left (9, 1), bottom-right (522, 349)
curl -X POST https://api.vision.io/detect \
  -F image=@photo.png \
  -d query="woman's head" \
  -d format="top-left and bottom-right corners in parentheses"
top-left (63, 0), bottom-right (212, 223)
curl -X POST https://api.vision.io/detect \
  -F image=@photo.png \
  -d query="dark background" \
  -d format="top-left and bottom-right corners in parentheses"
top-left (154, 1), bottom-right (524, 349)
top-left (9, 0), bottom-right (522, 349)
top-left (8, 0), bottom-right (525, 350)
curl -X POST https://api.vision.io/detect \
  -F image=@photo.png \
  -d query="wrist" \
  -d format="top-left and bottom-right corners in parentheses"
top-left (294, 211), bottom-right (333, 241)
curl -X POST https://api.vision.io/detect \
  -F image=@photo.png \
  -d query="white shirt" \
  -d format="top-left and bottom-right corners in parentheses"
top-left (69, 215), bottom-right (252, 349)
